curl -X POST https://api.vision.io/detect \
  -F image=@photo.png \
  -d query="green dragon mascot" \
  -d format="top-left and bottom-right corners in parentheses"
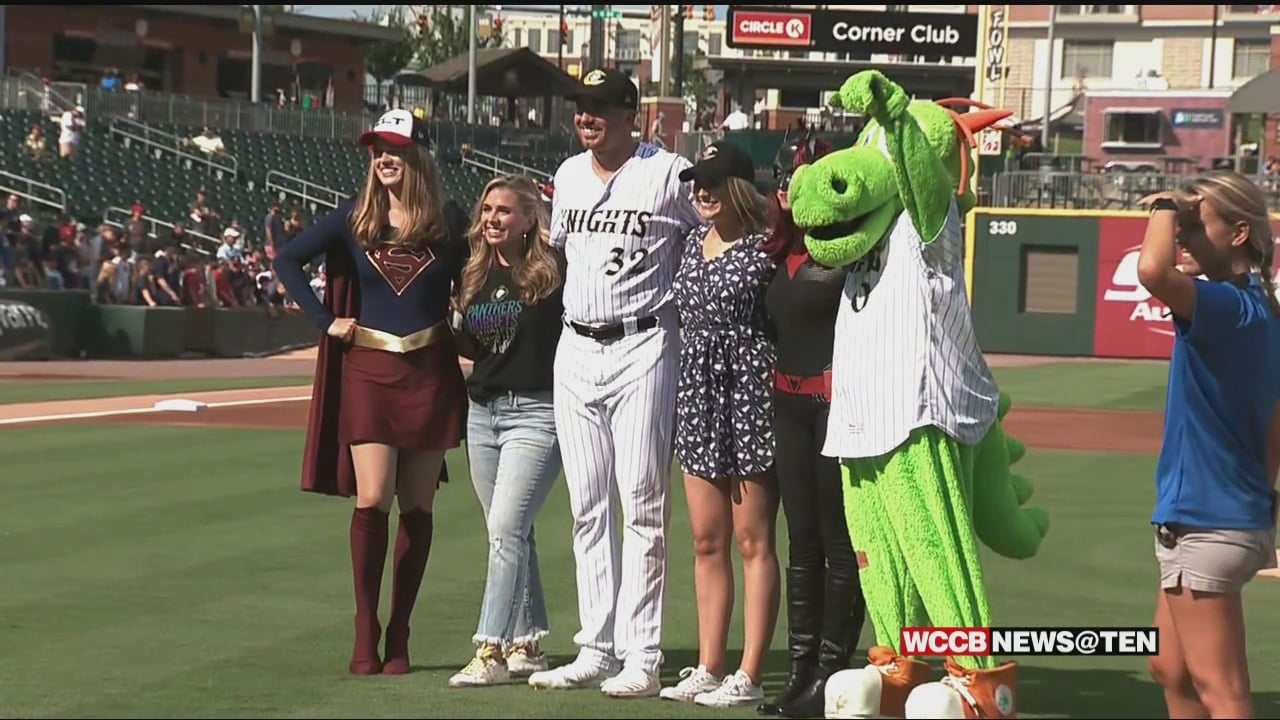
top-left (786, 70), bottom-right (1050, 719)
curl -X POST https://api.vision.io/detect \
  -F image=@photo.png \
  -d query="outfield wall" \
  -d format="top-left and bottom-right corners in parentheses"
top-left (966, 208), bottom-right (1280, 360)
top-left (0, 290), bottom-right (317, 360)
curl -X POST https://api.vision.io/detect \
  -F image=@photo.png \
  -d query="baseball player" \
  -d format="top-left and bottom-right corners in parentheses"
top-left (526, 67), bottom-right (703, 698)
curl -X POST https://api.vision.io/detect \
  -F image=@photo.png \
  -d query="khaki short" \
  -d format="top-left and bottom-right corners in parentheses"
top-left (1154, 523), bottom-right (1278, 594)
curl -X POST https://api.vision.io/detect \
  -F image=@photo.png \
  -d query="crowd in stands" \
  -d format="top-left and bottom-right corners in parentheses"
top-left (0, 192), bottom-right (326, 313)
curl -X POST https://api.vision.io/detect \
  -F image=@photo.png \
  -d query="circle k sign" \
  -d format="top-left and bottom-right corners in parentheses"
top-left (731, 10), bottom-right (813, 47)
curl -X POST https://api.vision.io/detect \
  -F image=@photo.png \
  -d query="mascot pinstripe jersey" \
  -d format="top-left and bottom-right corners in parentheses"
top-left (789, 70), bottom-right (1050, 719)
top-left (824, 192), bottom-right (998, 460)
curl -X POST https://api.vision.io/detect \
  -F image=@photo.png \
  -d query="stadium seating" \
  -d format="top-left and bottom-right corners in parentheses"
top-left (1, 108), bottom-right (539, 244)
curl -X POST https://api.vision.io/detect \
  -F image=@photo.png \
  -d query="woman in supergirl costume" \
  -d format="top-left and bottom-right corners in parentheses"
top-left (271, 109), bottom-right (470, 677)
top-left (756, 135), bottom-right (867, 718)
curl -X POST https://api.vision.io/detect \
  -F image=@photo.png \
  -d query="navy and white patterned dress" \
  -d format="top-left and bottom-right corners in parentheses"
top-left (673, 224), bottom-right (778, 481)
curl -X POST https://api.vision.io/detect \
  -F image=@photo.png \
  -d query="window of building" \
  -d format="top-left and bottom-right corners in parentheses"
top-left (1062, 40), bottom-right (1113, 80)
top-left (708, 32), bottom-right (722, 56)
top-left (1102, 108), bottom-right (1163, 149)
top-left (1227, 4), bottom-right (1276, 13)
top-left (1232, 39), bottom-right (1270, 79)
top-left (528, 28), bottom-right (542, 54)
top-left (1057, 5), bottom-right (1133, 16)
top-left (617, 29), bottom-right (641, 62)
top-left (683, 31), bottom-right (701, 56)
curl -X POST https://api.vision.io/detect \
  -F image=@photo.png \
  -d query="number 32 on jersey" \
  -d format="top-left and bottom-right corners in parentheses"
top-left (604, 246), bottom-right (649, 277)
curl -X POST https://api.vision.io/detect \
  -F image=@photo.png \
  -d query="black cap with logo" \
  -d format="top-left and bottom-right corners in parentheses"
top-left (567, 67), bottom-right (639, 111)
top-left (679, 140), bottom-right (756, 187)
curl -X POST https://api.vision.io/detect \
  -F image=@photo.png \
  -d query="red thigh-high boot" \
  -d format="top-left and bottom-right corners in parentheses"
top-left (382, 508), bottom-right (434, 675)
top-left (349, 506), bottom-right (390, 675)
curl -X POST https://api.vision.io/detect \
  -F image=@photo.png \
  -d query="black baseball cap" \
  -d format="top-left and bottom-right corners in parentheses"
top-left (358, 109), bottom-right (431, 149)
top-left (679, 141), bottom-right (756, 187)
top-left (567, 67), bottom-right (639, 111)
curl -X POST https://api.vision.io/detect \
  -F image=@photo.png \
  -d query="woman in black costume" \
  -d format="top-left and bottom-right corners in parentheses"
top-left (757, 134), bottom-right (867, 719)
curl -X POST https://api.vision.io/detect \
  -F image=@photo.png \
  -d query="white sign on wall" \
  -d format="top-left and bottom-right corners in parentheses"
top-left (979, 128), bottom-right (1002, 156)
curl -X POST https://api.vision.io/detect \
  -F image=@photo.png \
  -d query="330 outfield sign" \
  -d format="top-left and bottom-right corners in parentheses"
top-left (727, 6), bottom-right (978, 58)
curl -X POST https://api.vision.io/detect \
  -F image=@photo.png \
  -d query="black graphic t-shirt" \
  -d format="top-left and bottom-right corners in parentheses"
top-left (459, 257), bottom-right (566, 402)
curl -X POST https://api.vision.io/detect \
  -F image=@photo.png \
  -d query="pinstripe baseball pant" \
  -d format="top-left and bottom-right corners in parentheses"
top-left (552, 309), bottom-right (680, 675)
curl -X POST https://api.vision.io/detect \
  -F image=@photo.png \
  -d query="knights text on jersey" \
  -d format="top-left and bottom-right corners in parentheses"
top-left (550, 143), bottom-right (703, 325)
top-left (823, 196), bottom-right (999, 460)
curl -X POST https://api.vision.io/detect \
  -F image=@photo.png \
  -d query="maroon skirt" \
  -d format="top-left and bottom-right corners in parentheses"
top-left (339, 338), bottom-right (467, 451)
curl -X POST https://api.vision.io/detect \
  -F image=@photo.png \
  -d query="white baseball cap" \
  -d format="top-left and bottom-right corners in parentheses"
top-left (358, 109), bottom-right (431, 150)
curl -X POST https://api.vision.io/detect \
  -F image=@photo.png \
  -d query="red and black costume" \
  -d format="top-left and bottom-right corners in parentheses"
top-left (758, 136), bottom-right (867, 718)
top-left (272, 192), bottom-right (470, 677)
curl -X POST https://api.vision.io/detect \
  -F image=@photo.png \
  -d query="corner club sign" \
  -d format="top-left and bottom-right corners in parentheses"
top-left (727, 6), bottom-right (978, 58)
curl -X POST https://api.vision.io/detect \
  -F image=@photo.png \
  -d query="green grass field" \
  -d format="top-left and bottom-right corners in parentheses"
top-left (9, 360), bottom-right (1280, 719)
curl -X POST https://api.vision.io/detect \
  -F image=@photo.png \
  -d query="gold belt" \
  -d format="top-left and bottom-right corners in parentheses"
top-left (351, 321), bottom-right (450, 353)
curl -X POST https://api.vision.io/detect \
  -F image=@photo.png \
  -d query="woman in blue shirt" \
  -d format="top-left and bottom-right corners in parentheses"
top-left (1137, 170), bottom-right (1280, 719)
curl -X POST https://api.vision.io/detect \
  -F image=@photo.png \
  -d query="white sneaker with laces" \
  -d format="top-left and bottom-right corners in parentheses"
top-left (694, 669), bottom-right (766, 708)
top-left (506, 642), bottom-right (549, 676)
top-left (601, 666), bottom-right (661, 698)
top-left (659, 665), bottom-right (722, 702)
top-left (448, 645), bottom-right (511, 688)
top-left (528, 656), bottom-right (618, 690)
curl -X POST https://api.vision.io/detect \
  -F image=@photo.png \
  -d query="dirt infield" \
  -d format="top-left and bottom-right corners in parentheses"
top-left (0, 350), bottom-right (1150, 383)
top-left (0, 386), bottom-right (1165, 454)
top-left (0, 350), bottom-right (1165, 453)
top-left (0, 355), bottom-right (317, 381)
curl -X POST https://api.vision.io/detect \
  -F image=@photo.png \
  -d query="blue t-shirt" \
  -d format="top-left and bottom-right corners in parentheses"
top-left (1152, 274), bottom-right (1280, 530)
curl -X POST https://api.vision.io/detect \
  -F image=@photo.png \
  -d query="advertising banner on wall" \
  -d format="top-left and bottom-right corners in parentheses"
top-left (1092, 216), bottom-right (1280, 359)
top-left (726, 6), bottom-right (979, 57)
top-left (0, 299), bottom-right (54, 361)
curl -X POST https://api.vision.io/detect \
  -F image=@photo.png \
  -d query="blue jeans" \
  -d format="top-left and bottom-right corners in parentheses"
top-left (466, 390), bottom-right (561, 645)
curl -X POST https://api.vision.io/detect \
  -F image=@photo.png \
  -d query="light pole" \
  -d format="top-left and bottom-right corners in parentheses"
top-left (1039, 3), bottom-right (1055, 151)
top-left (467, 4), bottom-right (478, 124)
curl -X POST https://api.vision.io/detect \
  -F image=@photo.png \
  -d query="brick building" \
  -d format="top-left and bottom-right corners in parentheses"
top-left (0, 5), bottom-right (398, 113)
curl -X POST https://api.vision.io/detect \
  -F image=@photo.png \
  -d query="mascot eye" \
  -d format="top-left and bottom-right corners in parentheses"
top-left (831, 177), bottom-right (848, 195)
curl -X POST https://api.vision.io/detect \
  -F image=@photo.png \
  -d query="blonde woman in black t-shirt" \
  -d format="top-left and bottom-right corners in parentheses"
top-left (448, 174), bottom-right (567, 688)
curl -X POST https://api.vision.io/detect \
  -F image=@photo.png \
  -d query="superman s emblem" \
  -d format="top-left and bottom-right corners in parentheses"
top-left (367, 244), bottom-right (436, 295)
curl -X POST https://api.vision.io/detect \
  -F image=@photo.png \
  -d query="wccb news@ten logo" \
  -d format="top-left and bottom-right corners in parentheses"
top-left (901, 627), bottom-right (1159, 657)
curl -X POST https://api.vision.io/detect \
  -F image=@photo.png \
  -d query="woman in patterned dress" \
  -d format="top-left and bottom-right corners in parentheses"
top-left (659, 140), bottom-right (781, 709)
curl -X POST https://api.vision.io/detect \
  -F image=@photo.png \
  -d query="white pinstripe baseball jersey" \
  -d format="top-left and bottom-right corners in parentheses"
top-left (549, 143), bottom-right (703, 325)
top-left (823, 195), bottom-right (999, 460)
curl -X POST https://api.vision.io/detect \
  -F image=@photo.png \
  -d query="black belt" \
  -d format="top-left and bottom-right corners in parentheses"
top-left (568, 315), bottom-right (658, 341)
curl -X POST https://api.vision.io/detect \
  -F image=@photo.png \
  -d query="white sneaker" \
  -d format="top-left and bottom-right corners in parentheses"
top-left (506, 642), bottom-right (549, 676)
top-left (528, 656), bottom-right (618, 690)
top-left (659, 665), bottom-right (722, 702)
top-left (694, 669), bottom-right (766, 708)
top-left (601, 666), bottom-right (661, 698)
top-left (448, 645), bottom-right (511, 688)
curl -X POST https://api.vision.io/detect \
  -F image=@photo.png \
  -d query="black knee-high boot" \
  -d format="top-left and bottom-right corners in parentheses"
top-left (780, 564), bottom-right (866, 718)
top-left (757, 565), bottom-right (825, 715)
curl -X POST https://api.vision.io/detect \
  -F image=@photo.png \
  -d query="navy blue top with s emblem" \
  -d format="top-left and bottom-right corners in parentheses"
top-left (272, 198), bottom-right (469, 337)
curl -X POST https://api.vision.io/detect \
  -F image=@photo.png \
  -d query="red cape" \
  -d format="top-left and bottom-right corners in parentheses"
top-left (298, 237), bottom-right (450, 497)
